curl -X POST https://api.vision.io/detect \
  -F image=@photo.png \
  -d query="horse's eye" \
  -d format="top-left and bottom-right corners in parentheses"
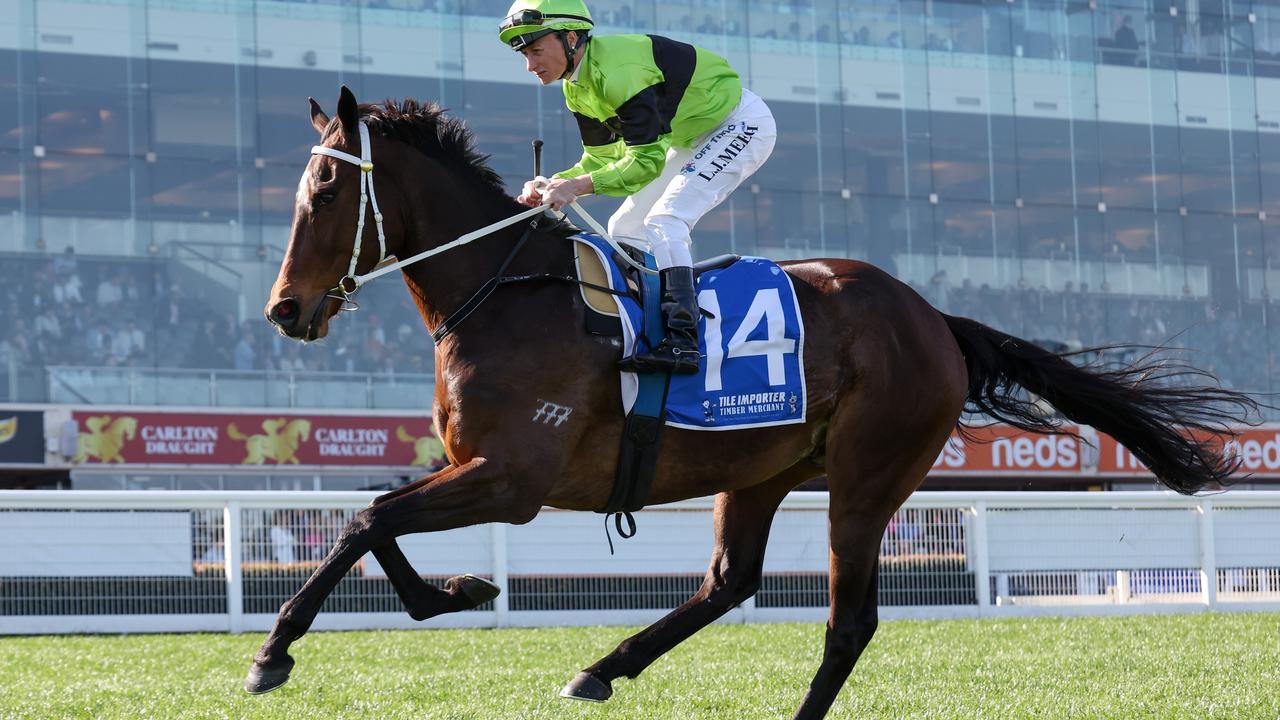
top-left (312, 192), bottom-right (336, 208)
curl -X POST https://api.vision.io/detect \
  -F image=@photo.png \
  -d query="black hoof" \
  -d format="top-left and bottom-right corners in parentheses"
top-left (450, 573), bottom-right (501, 608)
top-left (560, 672), bottom-right (613, 703)
top-left (244, 659), bottom-right (293, 695)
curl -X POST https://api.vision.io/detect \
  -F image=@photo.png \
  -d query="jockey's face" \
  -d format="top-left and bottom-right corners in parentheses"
top-left (520, 31), bottom-right (573, 85)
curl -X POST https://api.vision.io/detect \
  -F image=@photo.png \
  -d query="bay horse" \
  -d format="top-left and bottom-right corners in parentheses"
top-left (250, 86), bottom-right (1254, 719)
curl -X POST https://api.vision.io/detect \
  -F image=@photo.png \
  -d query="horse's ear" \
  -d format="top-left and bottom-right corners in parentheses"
top-left (309, 97), bottom-right (330, 136)
top-left (337, 85), bottom-right (359, 136)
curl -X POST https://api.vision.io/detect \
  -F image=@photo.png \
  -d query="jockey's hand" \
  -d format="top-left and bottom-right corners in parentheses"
top-left (517, 178), bottom-right (545, 208)
top-left (543, 175), bottom-right (593, 211)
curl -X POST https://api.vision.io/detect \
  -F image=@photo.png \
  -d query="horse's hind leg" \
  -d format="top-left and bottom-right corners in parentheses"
top-left (791, 518), bottom-right (886, 720)
top-left (790, 422), bottom-right (953, 719)
top-left (561, 463), bottom-right (817, 703)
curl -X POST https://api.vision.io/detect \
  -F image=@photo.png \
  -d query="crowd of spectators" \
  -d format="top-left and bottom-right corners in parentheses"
top-left (0, 245), bottom-right (1273, 395)
top-left (916, 269), bottom-right (1272, 392)
top-left (0, 247), bottom-right (435, 379)
top-left (318, 0), bottom-right (1280, 79)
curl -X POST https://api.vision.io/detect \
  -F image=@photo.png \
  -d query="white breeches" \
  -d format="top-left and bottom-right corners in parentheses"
top-left (606, 88), bottom-right (777, 270)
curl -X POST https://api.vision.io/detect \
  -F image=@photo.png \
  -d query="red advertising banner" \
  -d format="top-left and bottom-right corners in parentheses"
top-left (1096, 426), bottom-right (1280, 477)
top-left (65, 409), bottom-right (1274, 477)
top-left (931, 424), bottom-right (1084, 475)
top-left (70, 411), bottom-right (445, 468)
top-left (934, 424), bottom-right (1280, 478)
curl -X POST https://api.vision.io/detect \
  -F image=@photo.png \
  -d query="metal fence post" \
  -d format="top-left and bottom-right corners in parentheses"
top-left (1116, 570), bottom-right (1131, 604)
top-left (490, 522), bottom-right (510, 627)
top-left (972, 501), bottom-right (991, 612)
top-left (1199, 499), bottom-right (1217, 609)
top-left (225, 500), bottom-right (245, 633)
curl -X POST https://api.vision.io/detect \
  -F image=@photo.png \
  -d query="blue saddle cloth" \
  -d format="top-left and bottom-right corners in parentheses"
top-left (573, 233), bottom-right (807, 430)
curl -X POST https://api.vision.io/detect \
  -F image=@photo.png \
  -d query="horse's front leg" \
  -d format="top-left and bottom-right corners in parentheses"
top-left (361, 467), bottom-right (501, 621)
top-left (243, 457), bottom-right (543, 694)
top-left (370, 535), bottom-right (500, 621)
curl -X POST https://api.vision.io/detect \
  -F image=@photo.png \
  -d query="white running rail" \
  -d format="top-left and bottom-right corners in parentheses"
top-left (0, 491), bottom-right (1277, 635)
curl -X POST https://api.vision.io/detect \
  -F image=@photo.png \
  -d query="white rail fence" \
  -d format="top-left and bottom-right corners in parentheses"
top-left (1, 491), bottom-right (1278, 635)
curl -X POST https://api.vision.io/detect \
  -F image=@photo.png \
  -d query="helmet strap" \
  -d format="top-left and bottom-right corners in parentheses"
top-left (558, 30), bottom-right (585, 80)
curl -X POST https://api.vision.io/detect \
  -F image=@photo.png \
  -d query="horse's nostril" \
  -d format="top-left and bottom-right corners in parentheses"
top-left (273, 299), bottom-right (299, 321)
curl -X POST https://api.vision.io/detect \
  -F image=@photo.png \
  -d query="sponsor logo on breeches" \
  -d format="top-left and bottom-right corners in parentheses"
top-left (692, 124), bottom-right (759, 182)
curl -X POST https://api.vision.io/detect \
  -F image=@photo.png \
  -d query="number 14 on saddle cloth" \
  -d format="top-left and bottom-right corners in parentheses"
top-left (573, 232), bottom-right (805, 430)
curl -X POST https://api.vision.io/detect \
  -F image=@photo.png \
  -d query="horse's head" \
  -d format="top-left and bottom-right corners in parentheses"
top-left (266, 86), bottom-right (410, 341)
top-left (117, 417), bottom-right (138, 441)
top-left (266, 86), bottom-right (544, 343)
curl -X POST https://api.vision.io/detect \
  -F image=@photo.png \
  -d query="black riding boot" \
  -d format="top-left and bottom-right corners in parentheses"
top-left (619, 266), bottom-right (701, 375)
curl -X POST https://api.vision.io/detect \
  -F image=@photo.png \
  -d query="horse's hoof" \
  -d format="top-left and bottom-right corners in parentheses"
top-left (244, 660), bottom-right (293, 695)
top-left (560, 672), bottom-right (612, 703)
top-left (450, 573), bottom-right (501, 607)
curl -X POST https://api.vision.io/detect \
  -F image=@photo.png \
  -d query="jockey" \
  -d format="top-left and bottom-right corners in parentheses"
top-left (500, 0), bottom-right (777, 375)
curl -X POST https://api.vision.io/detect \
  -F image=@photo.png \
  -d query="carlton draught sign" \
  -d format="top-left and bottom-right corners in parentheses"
top-left (70, 411), bottom-right (445, 468)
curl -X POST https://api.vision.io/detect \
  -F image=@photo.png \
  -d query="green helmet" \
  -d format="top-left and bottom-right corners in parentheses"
top-left (498, 0), bottom-right (593, 52)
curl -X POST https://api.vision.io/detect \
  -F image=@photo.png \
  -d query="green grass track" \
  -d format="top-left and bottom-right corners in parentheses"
top-left (1, 613), bottom-right (1277, 719)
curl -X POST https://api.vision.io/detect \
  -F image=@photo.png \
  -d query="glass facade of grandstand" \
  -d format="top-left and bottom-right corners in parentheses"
top-left (3, 0), bottom-right (1280, 407)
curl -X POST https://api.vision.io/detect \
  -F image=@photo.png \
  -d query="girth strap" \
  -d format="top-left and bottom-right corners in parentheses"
top-left (602, 250), bottom-right (670, 521)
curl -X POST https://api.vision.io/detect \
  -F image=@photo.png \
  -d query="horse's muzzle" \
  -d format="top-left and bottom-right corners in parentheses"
top-left (267, 297), bottom-right (302, 336)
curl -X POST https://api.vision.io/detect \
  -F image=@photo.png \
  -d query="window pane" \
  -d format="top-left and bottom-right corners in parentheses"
top-left (257, 67), bottom-right (344, 162)
top-left (1180, 127), bottom-right (1235, 212)
top-left (1262, 132), bottom-right (1280, 216)
top-left (148, 156), bottom-right (243, 223)
top-left (844, 107), bottom-right (907, 197)
top-left (1099, 122), bottom-right (1156, 211)
top-left (0, 49), bottom-right (19, 151)
top-left (930, 111), bottom-right (995, 202)
top-left (38, 152), bottom-right (131, 216)
top-left (35, 53), bottom-right (134, 155)
top-left (0, 150), bottom-right (18, 211)
top-left (148, 59), bottom-right (240, 162)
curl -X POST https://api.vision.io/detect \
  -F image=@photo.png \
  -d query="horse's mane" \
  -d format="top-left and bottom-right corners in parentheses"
top-left (357, 99), bottom-right (507, 197)
top-left (340, 98), bottom-right (579, 239)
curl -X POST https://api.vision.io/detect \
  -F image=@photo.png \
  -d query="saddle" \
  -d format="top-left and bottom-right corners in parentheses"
top-left (574, 244), bottom-right (739, 337)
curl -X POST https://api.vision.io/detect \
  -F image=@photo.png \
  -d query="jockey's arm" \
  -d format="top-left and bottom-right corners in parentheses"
top-left (556, 112), bottom-right (626, 178)
top-left (555, 83), bottom-right (672, 197)
top-left (518, 113), bottom-right (614, 208)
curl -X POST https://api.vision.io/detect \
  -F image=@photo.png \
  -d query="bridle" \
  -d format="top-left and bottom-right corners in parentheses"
top-left (301, 118), bottom-right (655, 339)
top-left (310, 121), bottom-right (388, 311)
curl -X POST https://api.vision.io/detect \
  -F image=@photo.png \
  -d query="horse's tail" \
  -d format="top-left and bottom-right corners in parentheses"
top-left (942, 314), bottom-right (1259, 495)
top-left (227, 423), bottom-right (247, 441)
